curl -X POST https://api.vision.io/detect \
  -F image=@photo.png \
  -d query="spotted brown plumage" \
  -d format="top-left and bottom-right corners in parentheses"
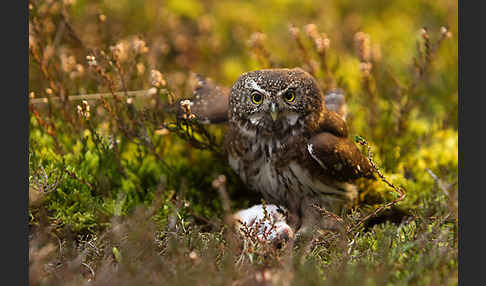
top-left (180, 74), bottom-right (230, 124)
top-left (182, 68), bottom-right (374, 232)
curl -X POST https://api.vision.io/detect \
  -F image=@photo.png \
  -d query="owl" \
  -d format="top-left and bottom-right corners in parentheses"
top-left (182, 68), bottom-right (374, 235)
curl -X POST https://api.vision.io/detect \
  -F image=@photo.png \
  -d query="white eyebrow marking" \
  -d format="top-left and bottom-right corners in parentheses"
top-left (276, 86), bottom-right (291, 96)
top-left (277, 85), bottom-right (298, 97)
top-left (246, 80), bottom-right (270, 96)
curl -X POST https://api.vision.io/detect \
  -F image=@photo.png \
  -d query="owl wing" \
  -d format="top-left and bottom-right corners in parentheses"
top-left (316, 89), bottom-right (350, 138)
top-left (307, 132), bottom-right (374, 181)
top-left (324, 89), bottom-right (347, 120)
top-left (177, 74), bottom-right (230, 124)
top-left (316, 110), bottom-right (349, 138)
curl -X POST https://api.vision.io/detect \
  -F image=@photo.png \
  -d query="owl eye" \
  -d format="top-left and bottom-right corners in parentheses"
top-left (283, 90), bottom-right (295, 102)
top-left (251, 91), bottom-right (263, 105)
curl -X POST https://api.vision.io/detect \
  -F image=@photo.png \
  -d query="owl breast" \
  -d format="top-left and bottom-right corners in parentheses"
top-left (228, 136), bottom-right (351, 211)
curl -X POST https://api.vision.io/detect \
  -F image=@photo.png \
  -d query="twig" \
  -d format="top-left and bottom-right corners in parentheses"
top-left (31, 166), bottom-right (63, 194)
top-left (289, 24), bottom-right (316, 76)
top-left (312, 204), bottom-right (347, 230)
top-left (247, 32), bottom-right (274, 68)
top-left (352, 136), bottom-right (407, 231)
top-left (426, 168), bottom-right (453, 197)
top-left (305, 24), bottom-right (335, 90)
top-left (311, 204), bottom-right (352, 244)
top-left (212, 175), bottom-right (240, 249)
top-left (29, 89), bottom-right (157, 105)
top-left (212, 175), bottom-right (231, 218)
top-left (81, 262), bottom-right (95, 280)
top-left (396, 27), bottom-right (452, 134)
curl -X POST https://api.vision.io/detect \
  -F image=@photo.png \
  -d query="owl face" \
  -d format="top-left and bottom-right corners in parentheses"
top-left (229, 68), bottom-right (325, 137)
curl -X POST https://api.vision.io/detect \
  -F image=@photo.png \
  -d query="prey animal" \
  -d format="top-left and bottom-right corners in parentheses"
top-left (181, 68), bottom-right (374, 235)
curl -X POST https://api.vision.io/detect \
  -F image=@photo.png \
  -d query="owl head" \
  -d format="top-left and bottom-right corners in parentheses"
top-left (229, 68), bottom-right (325, 138)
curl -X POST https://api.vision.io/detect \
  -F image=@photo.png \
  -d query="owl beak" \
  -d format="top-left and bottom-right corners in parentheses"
top-left (269, 103), bottom-right (279, 121)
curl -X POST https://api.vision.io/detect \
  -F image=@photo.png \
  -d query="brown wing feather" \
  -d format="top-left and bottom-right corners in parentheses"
top-left (308, 132), bottom-right (374, 181)
top-left (315, 89), bottom-right (349, 138)
top-left (315, 110), bottom-right (349, 138)
top-left (178, 74), bottom-right (230, 124)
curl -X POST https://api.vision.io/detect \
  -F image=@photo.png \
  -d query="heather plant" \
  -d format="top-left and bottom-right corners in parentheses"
top-left (29, 0), bottom-right (457, 285)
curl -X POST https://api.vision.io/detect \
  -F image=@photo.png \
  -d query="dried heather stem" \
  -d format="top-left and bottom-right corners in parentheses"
top-left (352, 136), bottom-right (406, 230)
top-left (248, 32), bottom-right (273, 68)
top-left (305, 24), bottom-right (334, 90)
top-left (396, 27), bottom-right (452, 134)
top-left (354, 31), bottom-right (378, 128)
top-left (289, 24), bottom-right (316, 76)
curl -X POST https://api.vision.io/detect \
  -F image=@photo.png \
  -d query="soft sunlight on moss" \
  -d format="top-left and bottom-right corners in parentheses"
top-left (166, 0), bottom-right (204, 19)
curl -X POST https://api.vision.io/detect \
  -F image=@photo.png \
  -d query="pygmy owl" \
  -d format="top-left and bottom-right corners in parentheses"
top-left (182, 68), bottom-right (374, 234)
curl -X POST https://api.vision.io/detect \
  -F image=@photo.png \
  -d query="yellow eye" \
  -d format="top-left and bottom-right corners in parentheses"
top-left (251, 91), bottom-right (263, 105)
top-left (283, 91), bottom-right (295, 102)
